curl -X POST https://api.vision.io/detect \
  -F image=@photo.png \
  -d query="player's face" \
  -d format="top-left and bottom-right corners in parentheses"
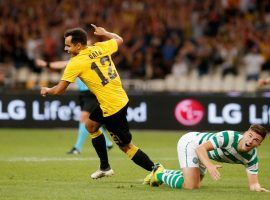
top-left (240, 129), bottom-right (264, 152)
top-left (64, 36), bottom-right (80, 56)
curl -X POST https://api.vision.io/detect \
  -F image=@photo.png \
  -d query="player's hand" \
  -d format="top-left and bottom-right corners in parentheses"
top-left (259, 188), bottom-right (270, 192)
top-left (91, 24), bottom-right (107, 36)
top-left (207, 164), bottom-right (222, 181)
top-left (258, 79), bottom-right (266, 87)
top-left (250, 184), bottom-right (270, 192)
top-left (35, 59), bottom-right (47, 68)
top-left (40, 87), bottom-right (49, 97)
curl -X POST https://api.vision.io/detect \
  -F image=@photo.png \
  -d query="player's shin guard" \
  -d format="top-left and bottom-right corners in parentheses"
top-left (91, 130), bottom-right (110, 170)
top-left (127, 146), bottom-right (154, 171)
top-left (157, 172), bottom-right (184, 189)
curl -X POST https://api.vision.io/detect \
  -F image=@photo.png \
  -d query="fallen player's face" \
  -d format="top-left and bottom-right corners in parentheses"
top-left (240, 130), bottom-right (264, 152)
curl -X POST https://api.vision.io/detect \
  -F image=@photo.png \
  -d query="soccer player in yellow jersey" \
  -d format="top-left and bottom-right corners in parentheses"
top-left (40, 24), bottom-right (155, 179)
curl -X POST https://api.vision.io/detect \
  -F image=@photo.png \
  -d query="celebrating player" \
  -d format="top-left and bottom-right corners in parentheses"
top-left (40, 25), bottom-right (155, 179)
top-left (144, 124), bottom-right (269, 192)
top-left (35, 59), bottom-right (113, 154)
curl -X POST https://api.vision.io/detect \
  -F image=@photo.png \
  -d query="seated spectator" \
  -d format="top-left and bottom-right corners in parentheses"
top-left (243, 45), bottom-right (264, 81)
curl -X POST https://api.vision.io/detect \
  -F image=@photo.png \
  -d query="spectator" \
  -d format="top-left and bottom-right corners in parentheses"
top-left (1, 0), bottom-right (270, 89)
top-left (243, 45), bottom-right (264, 81)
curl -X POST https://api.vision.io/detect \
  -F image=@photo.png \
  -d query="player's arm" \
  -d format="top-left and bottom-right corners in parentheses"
top-left (40, 80), bottom-right (70, 96)
top-left (35, 59), bottom-right (69, 70)
top-left (195, 141), bottom-right (222, 181)
top-left (247, 172), bottom-right (269, 192)
top-left (258, 77), bottom-right (270, 87)
top-left (91, 24), bottom-right (123, 46)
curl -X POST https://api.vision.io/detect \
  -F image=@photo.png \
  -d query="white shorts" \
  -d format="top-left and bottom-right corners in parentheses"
top-left (177, 132), bottom-right (207, 175)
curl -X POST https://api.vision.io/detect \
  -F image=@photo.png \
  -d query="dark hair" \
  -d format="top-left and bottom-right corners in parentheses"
top-left (64, 28), bottom-right (87, 45)
top-left (249, 124), bottom-right (267, 139)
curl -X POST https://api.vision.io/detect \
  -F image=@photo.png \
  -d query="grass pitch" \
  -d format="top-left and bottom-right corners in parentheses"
top-left (0, 129), bottom-right (269, 200)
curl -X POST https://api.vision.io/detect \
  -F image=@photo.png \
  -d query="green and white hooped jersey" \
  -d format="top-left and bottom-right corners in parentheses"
top-left (196, 131), bottom-right (258, 174)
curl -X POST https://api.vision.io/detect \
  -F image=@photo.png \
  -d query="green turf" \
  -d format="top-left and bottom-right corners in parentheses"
top-left (0, 129), bottom-right (269, 200)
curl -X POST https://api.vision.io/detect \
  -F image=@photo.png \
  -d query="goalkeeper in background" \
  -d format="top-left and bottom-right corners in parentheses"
top-left (145, 124), bottom-right (269, 192)
top-left (36, 59), bottom-right (113, 154)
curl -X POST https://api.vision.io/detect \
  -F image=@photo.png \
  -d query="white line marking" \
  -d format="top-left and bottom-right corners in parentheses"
top-left (0, 157), bottom-right (177, 162)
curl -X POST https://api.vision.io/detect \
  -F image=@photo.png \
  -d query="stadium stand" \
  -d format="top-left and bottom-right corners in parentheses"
top-left (1, 0), bottom-right (270, 92)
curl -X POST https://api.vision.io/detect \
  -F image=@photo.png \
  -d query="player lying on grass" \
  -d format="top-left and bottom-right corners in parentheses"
top-left (144, 124), bottom-right (269, 192)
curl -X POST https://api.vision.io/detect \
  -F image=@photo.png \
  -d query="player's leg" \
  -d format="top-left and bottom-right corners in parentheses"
top-left (68, 91), bottom-right (92, 154)
top-left (67, 111), bottom-right (90, 154)
top-left (68, 114), bottom-right (113, 154)
top-left (99, 126), bottom-right (113, 149)
top-left (144, 163), bottom-right (184, 186)
top-left (105, 104), bottom-right (154, 171)
top-left (151, 164), bottom-right (184, 188)
top-left (85, 117), bottom-right (105, 163)
top-left (177, 132), bottom-right (202, 189)
top-left (181, 167), bottom-right (201, 189)
top-left (87, 106), bottom-right (113, 179)
top-left (150, 167), bottom-right (201, 189)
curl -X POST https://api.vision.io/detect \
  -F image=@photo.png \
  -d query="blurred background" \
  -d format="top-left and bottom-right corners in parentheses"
top-left (1, 3), bottom-right (270, 199)
top-left (1, 0), bottom-right (270, 130)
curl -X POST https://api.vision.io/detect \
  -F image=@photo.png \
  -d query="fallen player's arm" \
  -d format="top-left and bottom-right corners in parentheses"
top-left (196, 141), bottom-right (222, 181)
top-left (247, 172), bottom-right (269, 192)
top-left (40, 80), bottom-right (70, 97)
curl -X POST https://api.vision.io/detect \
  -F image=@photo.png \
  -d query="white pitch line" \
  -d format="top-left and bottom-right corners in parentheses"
top-left (0, 157), bottom-right (96, 162)
top-left (0, 157), bottom-right (177, 162)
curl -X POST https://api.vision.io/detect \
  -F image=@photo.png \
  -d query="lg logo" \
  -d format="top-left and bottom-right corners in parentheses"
top-left (174, 99), bottom-right (243, 126)
top-left (174, 99), bottom-right (205, 126)
top-left (208, 103), bottom-right (242, 124)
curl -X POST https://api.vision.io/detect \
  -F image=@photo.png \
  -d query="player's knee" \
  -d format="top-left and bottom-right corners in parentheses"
top-left (184, 185), bottom-right (200, 190)
top-left (80, 111), bottom-right (89, 123)
top-left (86, 124), bottom-right (96, 133)
top-left (85, 120), bottom-right (99, 133)
top-left (120, 143), bottom-right (139, 159)
top-left (183, 182), bottom-right (200, 190)
top-left (119, 143), bottom-right (131, 153)
top-left (90, 129), bottom-right (103, 139)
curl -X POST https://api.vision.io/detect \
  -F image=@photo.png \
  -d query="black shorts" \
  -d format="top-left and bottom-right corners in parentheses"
top-left (79, 91), bottom-right (98, 112)
top-left (90, 103), bottom-right (131, 146)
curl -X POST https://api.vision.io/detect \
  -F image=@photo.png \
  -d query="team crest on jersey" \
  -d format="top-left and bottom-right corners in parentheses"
top-left (193, 157), bottom-right (199, 164)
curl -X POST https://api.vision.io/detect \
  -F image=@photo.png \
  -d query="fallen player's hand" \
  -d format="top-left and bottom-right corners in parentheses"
top-left (207, 164), bottom-right (222, 181)
top-left (250, 183), bottom-right (270, 192)
top-left (259, 188), bottom-right (270, 192)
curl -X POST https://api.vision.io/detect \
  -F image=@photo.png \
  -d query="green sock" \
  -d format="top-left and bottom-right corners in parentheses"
top-left (157, 172), bottom-right (184, 189)
top-left (164, 169), bottom-right (182, 175)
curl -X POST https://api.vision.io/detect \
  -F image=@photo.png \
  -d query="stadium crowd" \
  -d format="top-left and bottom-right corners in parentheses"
top-left (1, 0), bottom-right (270, 90)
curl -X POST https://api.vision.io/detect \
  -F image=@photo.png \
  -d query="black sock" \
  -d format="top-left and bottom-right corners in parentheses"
top-left (131, 149), bottom-right (154, 171)
top-left (92, 134), bottom-right (110, 170)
